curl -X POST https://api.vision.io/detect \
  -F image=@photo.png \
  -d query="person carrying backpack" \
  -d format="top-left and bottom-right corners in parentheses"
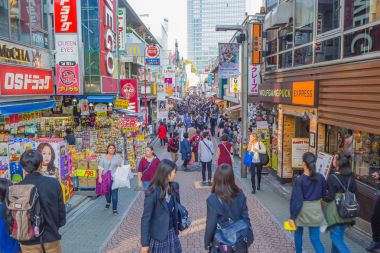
top-left (0, 178), bottom-right (20, 253)
top-left (323, 152), bottom-right (357, 253)
top-left (9, 149), bottom-right (66, 253)
top-left (168, 132), bottom-right (180, 163)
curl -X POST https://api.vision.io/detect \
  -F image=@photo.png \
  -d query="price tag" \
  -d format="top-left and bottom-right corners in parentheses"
top-left (77, 169), bottom-right (97, 178)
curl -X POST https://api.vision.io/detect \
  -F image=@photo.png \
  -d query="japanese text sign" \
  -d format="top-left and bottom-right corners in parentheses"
top-left (54, 0), bottom-right (78, 33)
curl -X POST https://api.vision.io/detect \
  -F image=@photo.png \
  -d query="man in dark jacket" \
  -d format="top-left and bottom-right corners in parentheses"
top-left (19, 150), bottom-right (66, 253)
top-left (367, 171), bottom-right (380, 251)
top-left (168, 132), bottom-right (180, 163)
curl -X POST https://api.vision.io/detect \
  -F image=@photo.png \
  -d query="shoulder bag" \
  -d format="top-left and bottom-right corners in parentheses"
top-left (213, 198), bottom-right (254, 253)
top-left (243, 150), bottom-right (253, 167)
top-left (202, 140), bottom-right (214, 155)
top-left (258, 142), bottom-right (269, 166)
top-left (222, 143), bottom-right (233, 164)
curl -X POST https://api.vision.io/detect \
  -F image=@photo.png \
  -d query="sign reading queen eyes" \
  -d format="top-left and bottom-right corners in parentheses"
top-left (54, 0), bottom-right (81, 95)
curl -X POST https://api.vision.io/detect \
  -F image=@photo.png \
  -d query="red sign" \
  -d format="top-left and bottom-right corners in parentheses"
top-left (0, 64), bottom-right (53, 96)
top-left (119, 117), bottom-right (138, 129)
top-left (120, 79), bottom-right (138, 112)
top-left (56, 64), bottom-right (80, 94)
top-left (145, 44), bottom-right (160, 58)
top-left (54, 0), bottom-right (78, 33)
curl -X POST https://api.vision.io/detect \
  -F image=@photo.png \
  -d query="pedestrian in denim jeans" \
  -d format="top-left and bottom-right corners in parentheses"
top-left (323, 153), bottom-right (356, 253)
top-left (289, 152), bottom-right (327, 253)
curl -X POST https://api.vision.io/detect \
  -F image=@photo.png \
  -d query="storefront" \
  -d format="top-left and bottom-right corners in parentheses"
top-left (257, 80), bottom-right (318, 182)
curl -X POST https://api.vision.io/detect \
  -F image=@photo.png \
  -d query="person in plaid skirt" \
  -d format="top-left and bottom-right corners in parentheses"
top-left (141, 159), bottom-right (182, 253)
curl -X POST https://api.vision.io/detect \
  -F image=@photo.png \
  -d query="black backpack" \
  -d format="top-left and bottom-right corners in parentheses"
top-left (332, 175), bottom-right (360, 218)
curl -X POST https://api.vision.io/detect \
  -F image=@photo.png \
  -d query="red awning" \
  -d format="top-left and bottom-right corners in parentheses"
top-left (225, 104), bottom-right (241, 112)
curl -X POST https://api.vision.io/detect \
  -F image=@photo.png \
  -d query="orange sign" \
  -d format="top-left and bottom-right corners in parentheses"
top-left (292, 81), bottom-right (316, 106)
top-left (252, 23), bottom-right (262, 64)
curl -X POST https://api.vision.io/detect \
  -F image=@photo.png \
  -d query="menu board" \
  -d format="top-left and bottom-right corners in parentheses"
top-left (292, 138), bottom-right (309, 168)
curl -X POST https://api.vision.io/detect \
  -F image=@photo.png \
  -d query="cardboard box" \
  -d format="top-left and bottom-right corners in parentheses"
top-left (88, 160), bottom-right (98, 171)
top-left (78, 160), bottom-right (88, 170)
top-left (78, 177), bottom-right (88, 188)
top-left (87, 177), bottom-right (97, 188)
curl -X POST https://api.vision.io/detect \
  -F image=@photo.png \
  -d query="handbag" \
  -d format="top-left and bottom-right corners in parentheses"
top-left (243, 150), bottom-right (253, 167)
top-left (213, 199), bottom-right (254, 252)
top-left (112, 165), bottom-right (131, 190)
top-left (96, 170), bottom-right (111, 195)
top-left (258, 142), bottom-right (269, 165)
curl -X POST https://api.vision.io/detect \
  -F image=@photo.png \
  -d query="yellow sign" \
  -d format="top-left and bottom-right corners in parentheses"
top-left (77, 169), bottom-right (97, 178)
top-left (114, 98), bottom-right (129, 109)
top-left (292, 81), bottom-right (316, 106)
top-left (136, 134), bottom-right (144, 141)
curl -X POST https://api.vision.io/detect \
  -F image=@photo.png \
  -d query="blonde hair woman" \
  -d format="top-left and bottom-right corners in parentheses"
top-left (247, 133), bottom-right (266, 194)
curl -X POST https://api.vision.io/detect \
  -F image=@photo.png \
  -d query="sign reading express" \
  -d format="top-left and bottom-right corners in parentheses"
top-left (258, 81), bottom-right (317, 107)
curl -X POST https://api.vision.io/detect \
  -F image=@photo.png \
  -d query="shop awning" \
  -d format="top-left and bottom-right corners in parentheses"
top-left (225, 104), bottom-right (241, 112)
top-left (0, 99), bottom-right (56, 116)
top-left (87, 96), bottom-right (115, 103)
top-left (215, 99), bottom-right (224, 104)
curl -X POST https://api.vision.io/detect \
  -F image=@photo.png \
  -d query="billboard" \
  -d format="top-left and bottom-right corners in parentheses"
top-left (120, 79), bottom-right (138, 112)
top-left (218, 43), bottom-right (240, 78)
top-left (248, 64), bottom-right (260, 95)
top-left (54, 0), bottom-right (78, 33)
top-left (0, 64), bottom-right (53, 96)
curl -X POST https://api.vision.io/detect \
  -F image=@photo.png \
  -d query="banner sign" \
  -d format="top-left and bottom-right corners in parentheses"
top-left (145, 44), bottom-right (160, 66)
top-left (120, 79), bottom-right (138, 112)
top-left (0, 64), bottom-right (53, 96)
top-left (114, 98), bottom-right (129, 109)
top-left (252, 23), bottom-right (263, 64)
top-left (218, 43), bottom-right (240, 78)
top-left (229, 76), bottom-right (240, 93)
top-left (119, 117), bottom-right (138, 129)
top-left (55, 34), bottom-right (80, 95)
top-left (54, 0), bottom-right (78, 33)
top-left (126, 43), bottom-right (145, 57)
top-left (248, 64), bottom-right (260, 95)
top-left (118, 8), bottom-right (126, 51)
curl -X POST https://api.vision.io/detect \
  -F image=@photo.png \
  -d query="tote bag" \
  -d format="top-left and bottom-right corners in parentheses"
top-left (96, 170), bottom-right (111, 195)
top-left (243, 151), bottom-right (253, 167)
top-left (112, 165), bottom-right (131, 190)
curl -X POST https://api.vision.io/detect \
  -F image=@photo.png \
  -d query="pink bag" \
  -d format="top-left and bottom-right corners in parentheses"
top-left (96, 170), bottom-right (112, 195)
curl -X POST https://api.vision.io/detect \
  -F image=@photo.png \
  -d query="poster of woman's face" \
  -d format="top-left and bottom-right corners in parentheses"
top-left (37, 143), bottom-right (58, 178)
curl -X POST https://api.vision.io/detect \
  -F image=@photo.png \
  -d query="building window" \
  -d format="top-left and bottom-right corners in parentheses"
top-left (265, 55), bottom-right (278, 71)
top-left (344, 0), bottom-right (380, 30)
top-left (266, 29), bottom-right (278, 56)
top-left (294, 44), bottom-right (313, 66)
top-left (10, 0), bottom-right (30, 43)
top-left (279, 25), bottom-right (293, 51)
top-left (317, 0), bottom-right (340, 34)
top-left (343, 23), bottom-right (380, 57)
top-left (315, 37), bottom-right (340, 63)
top-left (267, 0), bottom-right (278, 12)
top-left (0, 0), bottom-right (9, 38)
top-left (295, 0), bottom-right (314, 46)
top-left (279, 51), bottom-right (292, 68)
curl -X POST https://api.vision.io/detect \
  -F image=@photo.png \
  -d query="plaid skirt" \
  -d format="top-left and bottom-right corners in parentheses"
top-left (149, 228), bottom-right (182, 253)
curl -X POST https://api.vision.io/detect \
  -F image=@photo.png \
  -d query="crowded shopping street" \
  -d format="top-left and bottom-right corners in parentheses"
top-left (1, 0), bottom-right (380, 253)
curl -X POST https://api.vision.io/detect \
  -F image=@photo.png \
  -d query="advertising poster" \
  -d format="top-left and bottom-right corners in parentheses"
top-left (249, 64), bottom-right (260, 95)
top-left (316, 152), bottom-right (334, 178)
top-left (36, 140), bottom-right (66, 179)
top-left (229, 76), bottom-right (240, 93)
top-left (120, 79), bottom-right (138, 112)
top-left (291, 138), bottom-right (309, 168)
top-left (55, 34), bottom-right (81, 95)
top-left (218, 43), bottom-right (240, 78)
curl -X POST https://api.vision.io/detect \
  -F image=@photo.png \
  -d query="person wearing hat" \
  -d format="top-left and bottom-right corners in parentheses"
top-left (18, 150), bottom-right (66, 253)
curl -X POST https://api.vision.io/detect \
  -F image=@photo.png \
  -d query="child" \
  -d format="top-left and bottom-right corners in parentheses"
top-left (0, 178), bottom-right (21, 253)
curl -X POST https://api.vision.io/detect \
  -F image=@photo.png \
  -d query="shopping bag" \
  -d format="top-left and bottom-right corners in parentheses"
top-left (189, 152), bottom-right (195, 165)
top-left (112, 165), bottom-right (131, 190)
top-left (243, 150), bottom-right (253, 167)
top-left (96, 170), bottom-right (111, 196)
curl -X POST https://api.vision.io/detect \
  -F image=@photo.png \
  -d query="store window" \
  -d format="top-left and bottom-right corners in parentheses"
top-left (265, 29), bottom-right (278, 56)
top-left (279, 25), bottom-right (293, 51)
top-left (326, 126), bottom-right (380, 188)
top-left (344, 0), bottom-right (380, 30)
top-left (295, 0), bottom-right (314, 46)
top-left (10, 0), bottom-right (30, 43)
top-left (315, 37), bottom-right (341, 63)
top-left (294, 44), bottom-right (313, 66)
top-left (279, 51), bottom-right (292, 68)
top-left (317, 0), bottom-right (340, 34)
top-left (344, 23), bottom-right (380, 58)
top-left (0, 0), bottom-right (9, 38)
top-left (265, 55), bottom-right (278, 71)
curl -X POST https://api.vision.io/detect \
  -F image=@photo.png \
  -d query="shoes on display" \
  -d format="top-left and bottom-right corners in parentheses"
top-left (366, 241), bottom-right (380, 251)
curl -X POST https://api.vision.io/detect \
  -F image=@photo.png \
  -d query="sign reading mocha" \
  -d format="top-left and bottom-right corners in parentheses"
top-left (258, 81), bottom-right (318, 107)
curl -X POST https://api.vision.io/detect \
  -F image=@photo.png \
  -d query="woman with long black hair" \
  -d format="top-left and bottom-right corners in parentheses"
top-left (140, 159), bottom-right (182, 253)
top-left (289, 152), bottom-right (327, 253)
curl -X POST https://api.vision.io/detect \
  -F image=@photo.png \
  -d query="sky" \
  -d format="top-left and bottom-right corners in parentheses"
top-left (128, 0), bottom-right (262, 59)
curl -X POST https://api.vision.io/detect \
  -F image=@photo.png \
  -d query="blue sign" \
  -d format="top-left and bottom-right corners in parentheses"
top-left (146, 58), bottom-right (160, 65)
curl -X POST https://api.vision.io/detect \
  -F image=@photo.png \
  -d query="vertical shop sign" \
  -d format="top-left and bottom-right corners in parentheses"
top-left (118, 8), bottom-right (126, 51)
top-left (120, 79), bottom-right (138, 112)
top-left (100, 0), bottom-right (117, 92)
top-left (252, 23), bottom-right (262, 64)
top-left (248, 64), bottom-right (260, 95)
top-left (229, 76), bottom-right (240, 93)
top-left (54, 0), bottom-right (78, 33)
top-left (55, 34), bottom-right (80, 94)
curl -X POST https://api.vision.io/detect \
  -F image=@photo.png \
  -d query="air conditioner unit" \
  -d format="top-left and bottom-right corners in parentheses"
top-left (272, 1), bottom-right (293, 27)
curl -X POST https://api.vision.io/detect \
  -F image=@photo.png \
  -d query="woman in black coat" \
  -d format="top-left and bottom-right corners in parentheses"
top-left (204, 163), bottom-right (252, 252)
top-left (140, 159), bottom-right (182, 253)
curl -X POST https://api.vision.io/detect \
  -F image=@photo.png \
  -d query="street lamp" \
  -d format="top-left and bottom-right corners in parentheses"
top-left (216, 24), bottom-right (248, 178)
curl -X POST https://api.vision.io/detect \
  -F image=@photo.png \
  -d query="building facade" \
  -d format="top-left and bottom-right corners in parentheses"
top-left (257, 0), bottom-right (380, 231)
top-left (187, 0), bottom-right (246, 72)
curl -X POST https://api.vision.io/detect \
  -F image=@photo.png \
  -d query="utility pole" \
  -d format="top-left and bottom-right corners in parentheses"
top-left (240, 23), bottom-right (248, 178)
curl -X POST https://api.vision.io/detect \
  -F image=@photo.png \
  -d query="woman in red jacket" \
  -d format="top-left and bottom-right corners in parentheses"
top-left (158, 122), bottom-right (167, 146)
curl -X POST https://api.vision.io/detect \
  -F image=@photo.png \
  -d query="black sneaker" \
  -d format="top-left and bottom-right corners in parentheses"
top-left (113, 210), bottom-right (118, 215)
top-left (257, 185), bottom-right (261, 191)
top-left (251, 189), bottom-right (256, 194)
top-left (105, 203), bottom-right (110, 209)
top-left (201, 181), bottom-right (208, 186)
top-left (366, 241), bottom-right (380, 251)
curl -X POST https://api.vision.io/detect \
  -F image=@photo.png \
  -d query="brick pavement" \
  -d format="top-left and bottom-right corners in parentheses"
top-left (102, 143), bottom-right (295, 253)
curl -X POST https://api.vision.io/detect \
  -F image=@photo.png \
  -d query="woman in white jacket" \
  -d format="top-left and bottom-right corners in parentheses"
top-left (247, 133), bottom-right (266, 194)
